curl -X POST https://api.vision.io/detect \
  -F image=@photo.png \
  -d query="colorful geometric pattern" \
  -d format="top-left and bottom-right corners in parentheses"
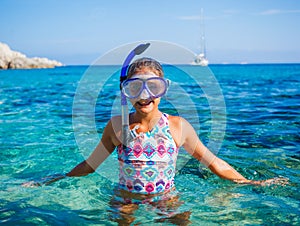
top-left (117, 113), bottom-right (179, 194)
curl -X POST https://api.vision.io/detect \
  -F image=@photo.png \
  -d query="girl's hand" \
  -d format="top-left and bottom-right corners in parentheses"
top-left (235, 177), bottom-right (289, 186)
top-left (257, 177), bottom-right (289, 186)
top-left (21, 174), bottom-right (66, 187)
top-left (22, 181), bottom-right (42, 187)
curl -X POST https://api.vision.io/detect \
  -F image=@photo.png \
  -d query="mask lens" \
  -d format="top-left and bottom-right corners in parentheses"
top-left (146, 78), bottom-right (167, 97)
top-left (122, 79), bottom-right (143, 98)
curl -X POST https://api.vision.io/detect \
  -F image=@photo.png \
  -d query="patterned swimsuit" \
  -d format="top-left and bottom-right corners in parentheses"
top-left (117, 113), bottom-right (179, 194)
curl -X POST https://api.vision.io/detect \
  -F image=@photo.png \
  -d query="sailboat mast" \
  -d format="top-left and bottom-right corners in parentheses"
top-left (200, 8), bottom-right (206, 56)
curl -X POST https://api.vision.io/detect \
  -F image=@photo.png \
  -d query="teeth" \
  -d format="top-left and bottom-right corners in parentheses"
top-left (138, 101), bottom-right (152, 106)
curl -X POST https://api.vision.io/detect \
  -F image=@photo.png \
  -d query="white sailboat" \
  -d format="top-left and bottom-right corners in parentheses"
top-left (192, 53), bottom-right (209, 66)
top-left (191, 9), bottom-right (209, 66)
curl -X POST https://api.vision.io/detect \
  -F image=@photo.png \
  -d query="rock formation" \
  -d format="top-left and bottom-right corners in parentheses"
top-left (0, 42), bottom-right (63, 69)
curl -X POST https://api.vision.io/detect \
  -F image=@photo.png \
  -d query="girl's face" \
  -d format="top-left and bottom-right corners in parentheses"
top-left (128, 68), bottom-right (162, 115)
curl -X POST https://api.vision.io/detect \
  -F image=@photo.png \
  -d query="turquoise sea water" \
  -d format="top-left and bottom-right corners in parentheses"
top-left (0, 64), bottom-right (299, 225)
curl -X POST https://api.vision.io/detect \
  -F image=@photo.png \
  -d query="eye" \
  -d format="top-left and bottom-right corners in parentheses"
top-left (129, 81), bottom-right (142, 92)
top-left (146, 79), bottom-right (166, 95)
top-left (147, 81), bottom-right (159, 90)
top-left (123, 79), bottom-right (144, 97)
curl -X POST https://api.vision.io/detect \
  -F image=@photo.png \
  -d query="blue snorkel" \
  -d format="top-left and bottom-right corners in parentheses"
top-left (120, 43), bottom-right (150, 147)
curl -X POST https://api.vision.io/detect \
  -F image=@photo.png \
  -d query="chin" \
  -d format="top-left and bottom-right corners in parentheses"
top-left (136, 106), bottom-right (154, 114)
top-left (134, 103), bottom-right (154, 114)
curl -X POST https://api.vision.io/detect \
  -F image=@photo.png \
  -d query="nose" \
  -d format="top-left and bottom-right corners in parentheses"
top-left (139, 87), bottom-right (151, 99)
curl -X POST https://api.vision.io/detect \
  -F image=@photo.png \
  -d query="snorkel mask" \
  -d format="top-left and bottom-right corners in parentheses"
top-left (121, 75), bottom-right (169, 100)
top-left (120, 43), bottom-right (150, 147)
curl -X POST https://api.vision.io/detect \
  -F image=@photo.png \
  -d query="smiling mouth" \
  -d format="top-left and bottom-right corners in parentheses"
top-left (137, 100), bottom-right (154, 106)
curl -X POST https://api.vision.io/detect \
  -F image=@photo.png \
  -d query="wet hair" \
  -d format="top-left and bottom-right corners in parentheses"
top-left (127, 57), bottom-right (164, 78)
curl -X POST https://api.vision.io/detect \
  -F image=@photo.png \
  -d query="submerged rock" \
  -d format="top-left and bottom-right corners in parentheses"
top-left (0, 42), bottom-right (63, 69)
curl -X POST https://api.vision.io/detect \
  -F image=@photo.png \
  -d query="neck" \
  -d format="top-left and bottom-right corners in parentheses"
top-left (130, 110), bottom-right (162, 131)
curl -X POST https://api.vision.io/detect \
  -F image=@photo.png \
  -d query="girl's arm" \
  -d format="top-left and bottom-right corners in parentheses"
top-left (67, 119), bottom-right (116, 177)
top-left (207, 157), bottom-right (288, 185)
top-left (171, 116), bottom-right (288, 186)
top-left (23, 119), bottom-right (117, 187)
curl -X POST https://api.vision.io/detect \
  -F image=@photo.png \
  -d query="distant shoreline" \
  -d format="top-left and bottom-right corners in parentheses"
top-left (0, 42), bottom-right (63, 70)
top-left (58, 62), bottom-right (300, 67)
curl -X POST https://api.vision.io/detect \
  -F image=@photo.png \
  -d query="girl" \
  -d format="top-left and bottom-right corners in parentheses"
top-left (66, 57), bottom-right (286, 189)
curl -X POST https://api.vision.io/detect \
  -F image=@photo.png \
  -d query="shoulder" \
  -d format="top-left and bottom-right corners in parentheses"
top-left (103, 115), bottom-right (122, 146)
top-left (110, 115), bottom-right (122, 128)
top-left (168, 114), bottom-right (197, 147)
top-left (168, 115), bottom-right (189, 128)
top-left (168, 115), bottom-right (192, 133)
top-left (168, 115), bottom-right (181, 126)
top-left (103, 115), bottom-right (121, 132)
top-left (167, 115), bottom-right (188, 147)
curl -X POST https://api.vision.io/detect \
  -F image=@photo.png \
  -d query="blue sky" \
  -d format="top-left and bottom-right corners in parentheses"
top-left (1, 0), bottom-right (300, 65)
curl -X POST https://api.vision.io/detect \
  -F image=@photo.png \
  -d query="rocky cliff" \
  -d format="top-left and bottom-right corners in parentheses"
top-left (0, 42), bottom-right (63, 69)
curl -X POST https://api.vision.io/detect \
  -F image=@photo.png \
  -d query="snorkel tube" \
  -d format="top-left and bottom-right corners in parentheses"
top-left (120, 43), bottom-right (150, 148)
